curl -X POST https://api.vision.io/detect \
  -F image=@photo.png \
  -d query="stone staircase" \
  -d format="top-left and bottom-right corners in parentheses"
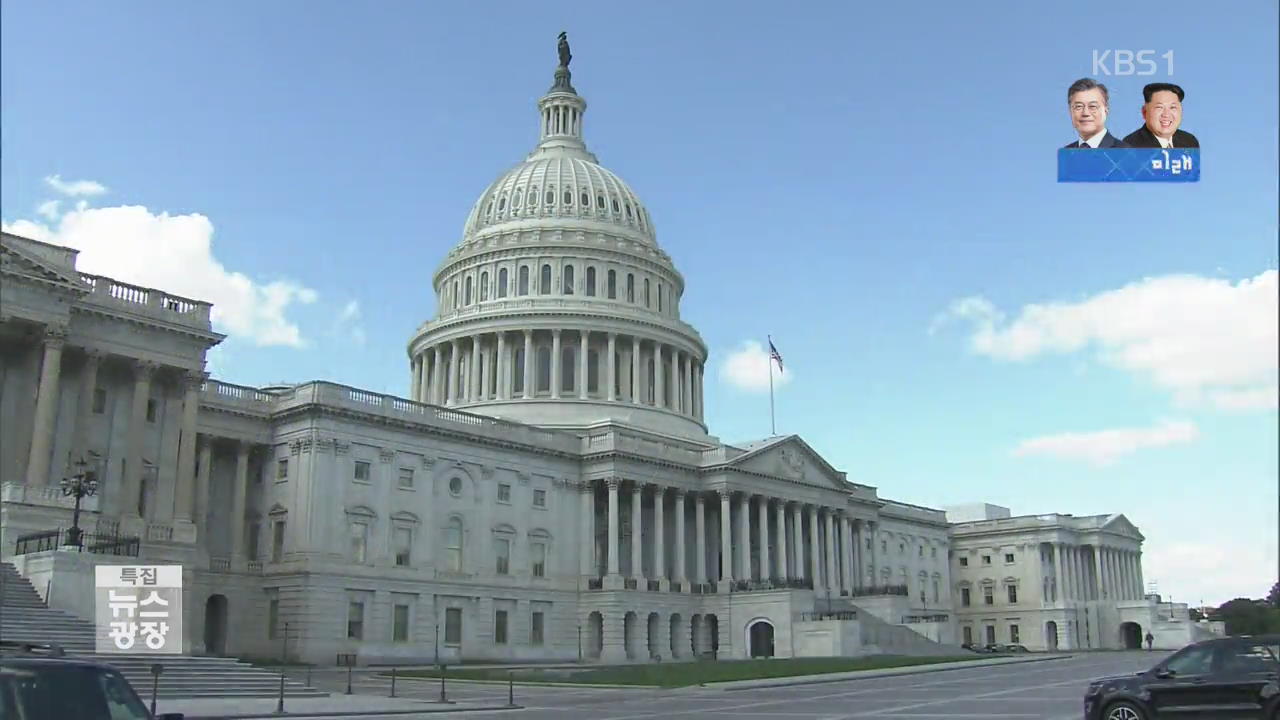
top-left (1, 562), bottom-right (326, 699)
top-left (847, 602), bottom-right (967, 656)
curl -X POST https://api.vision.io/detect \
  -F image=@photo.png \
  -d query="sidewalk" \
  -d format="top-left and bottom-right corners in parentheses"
top-left (705, 653), bottom-right (1074, 690)
top-left (153, 694), bottom-right (520, 719)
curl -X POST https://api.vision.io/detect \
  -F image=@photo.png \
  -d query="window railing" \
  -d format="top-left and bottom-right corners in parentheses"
top-left (851, 584), bottom-right (909, 597)
top-left (800, 611), bottom-right (858, 621)
top-left (647, 580), bottom-right (660, 592)
top-left (14, 528), bottom-right (140, 557)
top-left (623, 578), bottom-right (638, 590)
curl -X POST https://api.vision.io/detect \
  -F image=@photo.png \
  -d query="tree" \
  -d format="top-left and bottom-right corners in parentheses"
top-left (1268, 581), bottom-right (1280, 608)
top-left (1214, 598), bottom-right (1280, 636)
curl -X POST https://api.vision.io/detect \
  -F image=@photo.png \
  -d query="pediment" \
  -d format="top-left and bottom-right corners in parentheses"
top-left (726, 435), bottom-right (848, 490)
top-left (1101, 513), bottom-right (1144, 540)
top-left (0, 235), bottom-right (86, 290)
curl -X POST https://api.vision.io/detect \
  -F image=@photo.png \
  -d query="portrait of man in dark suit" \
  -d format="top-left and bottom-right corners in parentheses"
top-left (1123, 83), bottom-right (1200, 149)
top-left (1064, 77), bottom-right (1129, 149)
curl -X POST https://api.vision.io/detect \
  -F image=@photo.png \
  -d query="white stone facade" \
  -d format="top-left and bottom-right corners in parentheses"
top-left (0, 41), bottom-right (1184, 665)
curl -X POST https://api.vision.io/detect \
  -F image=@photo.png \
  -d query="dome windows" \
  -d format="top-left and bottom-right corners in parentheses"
top-left (480, 271), bottom-right (490, 302)
top-left (596, 194), bottom-right (605, 210)
top-left (539, 264), bottom-right (552, 294)
top-left (545, 187), bottom-right (555, 205)
top-left (464, 276), bottom-right (473, 305)
top-left (643, 278), bottom-right (650, 307)
top-left (580, 190), bottom-right (590, 207)
top-left (626, 274), bottom-right (635, 303)
top-left (513, 189), bottom-right (522, 208)
top-left (607, 270), bottom-right (617, 299)
top-left (562, 265), bottom-right (574, 295)
top-left (498, 196), bottom-right (507, 212)
top-left (498, 268), bottom-right (509, 298)
top-left (585, 267), bottom-right (596, 296)
top-left (611, 198), bottom-right (620, 213)
top-left (625, 202), bottom-right (633, 219)
top-left (527, 187), bottom-right (538, 207)
top-left (518, 266), bottom-right (530, 296)
top-left (564, 189), bottom-right (573, 205)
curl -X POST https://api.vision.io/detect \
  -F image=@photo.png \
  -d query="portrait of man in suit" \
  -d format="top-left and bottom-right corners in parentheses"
top-left (1064, 77), bottom-right (1128, 149)
top-left (1123, 83), bottom-right (1199, 149)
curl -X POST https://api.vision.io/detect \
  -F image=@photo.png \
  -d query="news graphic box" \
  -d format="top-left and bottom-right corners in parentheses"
top-left (94, 565), bottom-right (183, 654)
top-left (1058, 148), bottom-right (1199, 182)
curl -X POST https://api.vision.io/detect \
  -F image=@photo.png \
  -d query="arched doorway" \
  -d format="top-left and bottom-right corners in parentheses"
top-left (586, 612), bottom-right (603, 660)
top-left (748, 620), bottom-right (775, 658)
top-left (669, 614), bottom-right (684, 659)
top-left (706, 614), bottom-right (720, 659)
top-left (1045, 621), bottom-right (1059, 651)
top-left (204, 595), bottom-right (228, 656)
top-left (623, 611), bottom-right (638, 660)
top-left (1119, 622), bottom-right (1142, 649)
top-left (646, 613), bottom-right (661, 660)
top-left (690, 614), bottom-right (704, 656)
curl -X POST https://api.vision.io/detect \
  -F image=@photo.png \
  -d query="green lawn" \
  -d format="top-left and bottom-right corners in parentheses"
top-left (394, 655), bottom-right (981, 687)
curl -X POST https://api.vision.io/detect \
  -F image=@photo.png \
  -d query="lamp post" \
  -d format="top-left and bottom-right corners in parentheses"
top-left (61, 458), bottom-right (98, 548)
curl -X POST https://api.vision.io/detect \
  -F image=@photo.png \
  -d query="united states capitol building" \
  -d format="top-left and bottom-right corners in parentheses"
top-left (0, 39), bottom-right (1214, 664)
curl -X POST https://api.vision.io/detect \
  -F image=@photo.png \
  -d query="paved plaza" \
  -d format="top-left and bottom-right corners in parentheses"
top-left (167, 651), bottom-right (1162, 719)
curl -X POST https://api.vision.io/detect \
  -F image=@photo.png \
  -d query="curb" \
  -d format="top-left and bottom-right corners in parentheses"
top-left (185, 703), bottom-right (523, 719)
top-left (704, 654), bottom-right (1075, 690)
top-left (383, 674), bottom-right (650, 690)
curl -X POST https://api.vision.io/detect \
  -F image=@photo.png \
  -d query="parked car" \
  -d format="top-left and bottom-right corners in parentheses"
top-left (0, 641), bottom-right (184, 720)
top-left (1083, 634), bottom-right (1280, 719)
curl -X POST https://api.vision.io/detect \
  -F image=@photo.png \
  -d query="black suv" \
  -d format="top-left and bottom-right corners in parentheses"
top-left (1, 642), bottom-right (184, 720)
top-left (1084, 634), bottom-right (1280, 719)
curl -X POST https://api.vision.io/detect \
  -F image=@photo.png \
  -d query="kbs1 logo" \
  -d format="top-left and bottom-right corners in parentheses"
top-left (1092, 50), bottom-right (1175, 76)
top-left (94, 565), bottom-right (184, 654)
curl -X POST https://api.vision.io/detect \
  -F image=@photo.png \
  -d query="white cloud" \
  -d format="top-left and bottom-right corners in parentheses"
top-left (1011, 419), bottom-right (1199, 466)
top-left (44, 174), bottom-right (108, 197)
top-left (36, 200), bottom-right (62, 221)
top-left (938, 271), bottom-right (1279, 412)
top-left (4, 205), bottom-right (318, 347)
top-left (1144, 537), bottom-right (1278, 607)
top-left (720, 340), bottom-right (792, 393)
top-left (331, 299), bottom-right (367, 346)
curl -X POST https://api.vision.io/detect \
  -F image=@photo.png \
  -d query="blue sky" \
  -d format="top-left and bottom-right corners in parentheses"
top-left (3, 1), bottom-right (1276, 606)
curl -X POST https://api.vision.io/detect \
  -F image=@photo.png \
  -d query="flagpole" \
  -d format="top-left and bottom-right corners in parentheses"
top-left (767, 336), bottom-right (776, 436)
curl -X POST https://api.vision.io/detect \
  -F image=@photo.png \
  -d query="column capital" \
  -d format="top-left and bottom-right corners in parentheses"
top-left (83, 347), bottom-right (106, 362)
top-left (577, 479), bottom-right (596, 493)
top-left (133, 359), bottom-right (160, 379)
top-left (716, 489), bottom-right (733, 500)
top-left (523, 329), bottom-right (533, 338)
top-left (633, 480), bottom-right (649, 494)
top-left (672, 487), bottom-right (687, 499)
top-left (605, 477), bottom-right (621, 491)
top-left (552, 328), bottom-right (562, 338)
top-left (43, 324), bottom-right (69, 345)
top-left (182, 369), bottom-right (209, 391)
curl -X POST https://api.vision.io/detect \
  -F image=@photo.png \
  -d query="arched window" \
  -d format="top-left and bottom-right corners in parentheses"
top-left (611, 198), bottom-right (620, 213)
top-left (527, 187), bottom-right (538, 207)
top-left (498, 268), bottom-right (509, 298)
top-left (498, 195), bottom-right (507, 211)
top-left (562, 345), bottom-right (575, 392)
top-left (587, 350), bottom-right (600, 393)
top-left (564, 189), bottom-right (573, 205)
top-left (545, 187), bottom-right (555, 205)
top-left (625, 202), bottom-right (633, 219)
top-left (607, 270), bottom-right (617, 299)
top-left (596, 194), bottom-right (605, 209)
top-left (464, 276), bottom-right (473, 305)
top-left (536, 346), bottom-right (551, 393)
top-left (563, 265), bottom-right (575, 295)
top-left (585, 267), bottom-right (596, 296)
top-left (626, 274), bottom-right (635, 303)
top-left (518, 266), bottom-right (529, 296)
top-left (657, 283), bottom-right (663, 312)
top-left (646, 357), bottom-right (655, 403)
top-left (513, 348), bottom-right (525, 394)
top-left (452, 280), bottom-right (459, 309)
top-left (513, 189), bottom-right (522, 208)
top-left (540, 264), bottom-right (552, 294)
top-left (445, 517), bottom-right (463, 572)
top-left (643, 278), bottom-right (650, 307)
top-left (480, 271), bottom-right (489, 301)
top-left (485, 201), bottom-right (493, 218)
top-left (580, 191), bottom-right (590, 206)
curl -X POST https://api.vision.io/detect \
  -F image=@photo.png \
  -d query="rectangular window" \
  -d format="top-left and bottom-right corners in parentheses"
top-left (961, 588), bottom-right (971, 607)
top-left (962, 625), bottom-right (973, 645)
top-left (932, 579), bottom-right (940, 603)
top-left (145, 398), bottom-right (157, 423)
top-left (533, 489), bottom-right (546, 508)
top-left (959, 557), bottom-right (969, 567)
top-left (271, 521), bottom-right (285, 562)
top-left (1004, 553), bottom-right (1015, 564)
top-left (394, 527), bottom-right (412, 567)
top-left (494, 610), bottom-right (508, 644)
top-left (982, 555), bottom-right (991, 565)
top-left (350, 522), bottom-right (368, 563)
top-left (1007, 585), bottom-right (1018, 604)
top-left (531, 611), bottom-right (545, 645)
top-left (985, 625), bottom-right (996, 645)
top-left (983, 586), bottom-right (994, 605)
top-left (398, 467), bottom-right (414, 489)
top-left (444, 608), bottom-right (462, 645)
top-left (277, 459), bottom-right (289, 479)
top-left (354, 461), bottom-right (371, 482)
top-left (393, 604), bottom-right (410, 643)
top-left (931, 547), bottom-right (938, 558)
top-left (92, 388), bottom-right (107, 414)
top-left (497, 483), bottom-right (511, 503)
top-left (347, 601), bottom-right (364, 639)
top-left (268, 598), bottom-right (279, 639)
top-left (495, 538), bottom-right (510, 575)
top-left (531, 542), bottom-right (546, 578)
top-left (1009, 624), bottom-right (1020, 643)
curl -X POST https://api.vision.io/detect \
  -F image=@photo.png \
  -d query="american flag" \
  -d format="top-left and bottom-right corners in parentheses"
top-left (768, 336), bottom-right (783, 372)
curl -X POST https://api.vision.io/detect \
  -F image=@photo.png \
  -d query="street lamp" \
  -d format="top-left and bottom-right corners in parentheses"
top-left (60, 458), bottom-right (98, 548)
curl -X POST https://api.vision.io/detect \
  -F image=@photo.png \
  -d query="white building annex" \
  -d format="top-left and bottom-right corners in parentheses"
top-left (0, 37), bottom-right (1211, 664)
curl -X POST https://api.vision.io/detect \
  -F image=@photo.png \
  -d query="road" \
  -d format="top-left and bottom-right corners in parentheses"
top-left (289, 651), bottom-right (1159, 719)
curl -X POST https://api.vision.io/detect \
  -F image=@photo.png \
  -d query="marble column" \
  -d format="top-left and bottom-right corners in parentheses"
top-left (670, 348), bottom-right (681, 413)
top-left (630, 482), bottom-right (644, 580)
top-left (808, 506), bottom-right (822, 587)
top-left (653, 486), bottom-right (666, 585)
top-left (1093, 545), bottom-right (1106, 599)
top-left (683, 354), bottom-right (692, 417)
top-left (606, 479), bottom-right (620, 578)
top-left (550, 330), bottom-right (562, 399)
top-left (470, 336), bottom-right (482, 401)
top-left (430, 346), bottom-right (443, 404)
top-left (631, 337), bottom-right (642, 404)
top-left (230, 441), bottom-right (250, 560)
top-left (824, 511), bottom-right (837, 592)
top-left (758, 496), bottom-right (771, 581)
top-left (867, 521), bottom-right (879, 585)
top-left (419, 352), bottom-right (431, 402)
top-left (580, 482), bottom-right (594, 576)
top-left (695, 493), bottom-right (707, 584)
top-left (1053, 544), bottom-right (1065, 603)
top-left (579, 331), bottom-right (589, 400)
top-left (654, 343), bottom-right (665, 409)
top-left (26, 326), bottom-right (67, 485)
top-left (692, 363), bottom-right (702, 420)
top-left (194, 437), bottom-right (212, 538)
top-left (173, 371), bottom-right (204, 523)
top-left (735, 492), bottom-right (750, 580)
top-left (495, 333), bottom-right (507, 400)
top-left (522, 331), bottom-right (534, 400)
top-left (410, 355), bottom-right (421, 400)
top-left (1136, 552), bottom-right (1146, 598)
top-left (718, 491), bottom-right (733, 584)
top-left (791, 504), bottom-right (804, 582)
top-left (840, 515), bottom-right (853, 595)
top-left (446, 340), bottom-right (460, 404)
top-left (775, 501), bottom-right (789, 580)
top-left (70, 348), bottom-right (102, 465)
top-left (607, 333), bottom-right (617, 401)
top-left (674, 490), bottom-right (687, 585)
top-left (121, 361), bottom-right (156, 518)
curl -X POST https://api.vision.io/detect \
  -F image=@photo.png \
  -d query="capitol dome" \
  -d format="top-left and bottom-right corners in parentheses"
top-left (406, 37), bottom-right (709, 439)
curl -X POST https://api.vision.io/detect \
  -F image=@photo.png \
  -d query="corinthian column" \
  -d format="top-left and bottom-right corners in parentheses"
top-left (522, 331), bottom-right (534, 399)
top-left (122, 361), bottom-right (157, 519)
top-left (808, 506), bottom-right (822, 587)
top-left (630, 482), bottom-right (644, 580)
top-left (173, 370), bottom-right (205, 523)
top-left (775, 501), bottom-right (789, 580)
top-left (26, 326), bottom-right (67, 485)
top-left (495, 334), bottom-right (507, 400)
top-left (718, 490), bottom-right (733, 584)
top-left (758, 496), bottom-right (771, 580)
top-left (606, 333), bottom-right (617, 401)
top-left (606, 479), bottom-right (620, 579)
top-left (579, 331), bottom-right (589, 400)
top-left (654, 343), bottom-right (665, 409)
top-left (674, 490), bottom-right (687, 585)
top-left (70, 348), bottom-right (102, 467)
top-left (550, 330), bottom-right (562, 399)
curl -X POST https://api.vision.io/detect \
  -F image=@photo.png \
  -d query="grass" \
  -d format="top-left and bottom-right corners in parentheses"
top-left (394, 655), bottom-right (983, 688)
